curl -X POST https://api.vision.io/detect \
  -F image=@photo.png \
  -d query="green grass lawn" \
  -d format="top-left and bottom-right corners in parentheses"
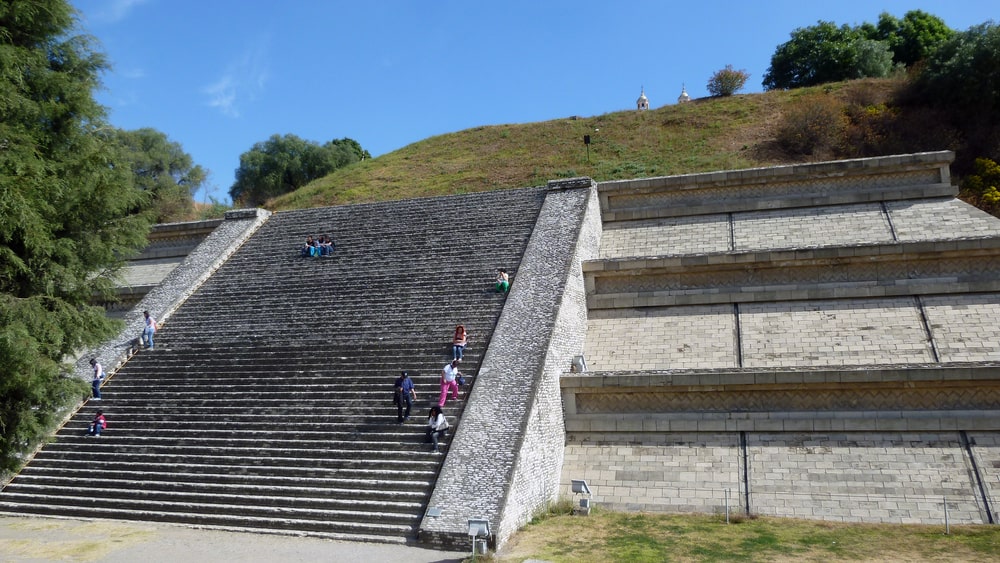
top-left (488, 508), bottom-right (1000, 562)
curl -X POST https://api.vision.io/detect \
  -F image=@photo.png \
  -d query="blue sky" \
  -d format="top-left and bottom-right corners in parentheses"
top-left (71, 1), bottom-right (990, 204)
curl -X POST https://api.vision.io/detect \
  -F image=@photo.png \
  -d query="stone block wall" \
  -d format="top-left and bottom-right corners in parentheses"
top-left (599, 151), bottom-right (955, 221)
top-left (418, 178), bottom-right (601, 550)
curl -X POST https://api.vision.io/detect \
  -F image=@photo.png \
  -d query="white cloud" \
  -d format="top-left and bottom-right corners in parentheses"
top-left (204, 75), bottom-right (239, 118)
top-left (88, 0), bottom-right (151, 24)
top-left (202, 39), bottom-right (270, 119)
top-left (120, 68), bottom-right (146, 79)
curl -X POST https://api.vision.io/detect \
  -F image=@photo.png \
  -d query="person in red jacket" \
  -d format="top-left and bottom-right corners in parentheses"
top-left (86, 410), bottom-right (106, 437)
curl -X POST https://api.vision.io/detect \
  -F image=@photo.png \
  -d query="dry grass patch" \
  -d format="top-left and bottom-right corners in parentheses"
top-left (489, 510), bottom-right (1000, 563)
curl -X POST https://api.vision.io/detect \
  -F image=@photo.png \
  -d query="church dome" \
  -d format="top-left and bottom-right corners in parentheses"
top-left (636, 88), bottom-right (649, 111)
top-left (677, 84), bottom-right (691, 104)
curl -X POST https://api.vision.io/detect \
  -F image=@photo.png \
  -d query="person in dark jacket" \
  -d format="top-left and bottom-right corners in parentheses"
top-left (393, 371), bottom-right (416, 423)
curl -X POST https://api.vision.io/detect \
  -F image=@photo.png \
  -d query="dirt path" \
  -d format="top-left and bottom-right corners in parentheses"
top-left (0, 515), bottom-right (467, 563)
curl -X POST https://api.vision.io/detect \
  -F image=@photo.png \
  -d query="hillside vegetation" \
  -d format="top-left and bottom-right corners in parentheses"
top-left (267, 88), bottom-right (791, 211)
top-left (267, 78), bottom-right (954, 212)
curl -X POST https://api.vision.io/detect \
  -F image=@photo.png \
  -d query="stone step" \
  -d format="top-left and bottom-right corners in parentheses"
top-left (33, 447), bottom-right (446, 470)
top-left (0, 500), bottom-right (417, 539)
top-left (58, 412), bottom-right (452, 426)
top-left (17, 463), bottom-right (437, 485)
top-left (8, 467), bottom-right (432, 494)
top-left (1, 485), bottom-right (424, 515)
top-left (50, 434), bottom-right (448, 451)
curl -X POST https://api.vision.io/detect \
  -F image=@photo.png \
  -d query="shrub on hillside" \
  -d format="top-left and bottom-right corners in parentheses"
top-left (840, 102), bottom-right (895, 157)
top-left (707, 65), bottom-right (750, 97)
top-left (775, 93), bottom-right (845, 156)
top-left (961, 158), bottom-right (1000, 214)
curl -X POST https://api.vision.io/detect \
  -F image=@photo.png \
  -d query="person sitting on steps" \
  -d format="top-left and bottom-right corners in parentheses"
top-left (319, 234), bottom-right (335, 256)
top-left (86, 410), bottom-right (106, 437)
top-left (495, 268), bottom-right (510, 293)
top-left (426, 406), bottom-right (449, 453)
top-left (300, 235), bottom-right (316, 257)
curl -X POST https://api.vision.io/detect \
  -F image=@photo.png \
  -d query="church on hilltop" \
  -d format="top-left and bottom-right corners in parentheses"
top-left (636, 85), bottom-right (693, 110)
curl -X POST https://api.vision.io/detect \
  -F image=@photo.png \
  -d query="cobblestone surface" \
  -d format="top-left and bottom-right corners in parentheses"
top-left (889, 198), bottom-right (1000, 241)
top-left (739, 298), bottom-right (935, 368)
top-left (599, 198), bottom-right (1000, 260)
top-left (584, 306), bottom-right (736, 370)
top-left (119, 258), bottom-right (182, 287)
top-left (733, 203), bottom-right (892, 250)
top-left (922, 293), bottom-right (1000, 362)
top-left (600, 215), bottom-right (729, 258)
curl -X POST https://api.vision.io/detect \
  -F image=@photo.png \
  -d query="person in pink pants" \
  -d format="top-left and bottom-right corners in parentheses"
top-left (439, 359), bottom-right (462, 407)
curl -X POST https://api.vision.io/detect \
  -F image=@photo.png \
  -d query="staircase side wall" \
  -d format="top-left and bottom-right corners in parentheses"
top-left (418, 178), bottom-right (602, 550)
top-left (73, 208), bottom-right (271, 379)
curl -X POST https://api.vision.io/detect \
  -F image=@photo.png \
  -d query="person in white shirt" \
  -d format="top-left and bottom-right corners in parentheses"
top-left (426, 406), bottom-right (449, 453)
top-left (142, 310), bottom-right (157, 349)
top-left (439, 359), bottom-right (461, 407)
top-left (89, 358), bottom-right (104, 400)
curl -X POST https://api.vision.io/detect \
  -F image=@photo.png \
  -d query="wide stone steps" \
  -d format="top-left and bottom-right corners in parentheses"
top-left (8, 473), bottom-right (432, 499)
top-left (31, 448), bottom-right (439, 470)
top-left (1, 187), bottom-right (546, 541)
top-left (55, 408), bottom-right (450, 422)
top-left (0, 498), bottom-right (417, 539)
top-left (1, 485), bottom-right (423, 515)
top-left (18, 459), bottom-right (436, 482)
top-left (51, 434), bottom-right (446, 452)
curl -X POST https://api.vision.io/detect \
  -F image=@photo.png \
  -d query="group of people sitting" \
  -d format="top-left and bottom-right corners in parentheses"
top-left (300, 235), bottom-right (336, 257)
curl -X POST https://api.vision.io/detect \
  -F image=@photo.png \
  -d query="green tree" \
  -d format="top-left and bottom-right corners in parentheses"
top-left (112, 128), bottom-right (207, 223)
top-left (229, 134), bottom-right (370, 207)
top-left (0, 0), bottom-right (151, 472)
top-left (852, 39), bottom-right (894, 79)
top-left (706, 65), bottom-right (750, 96)
top-left (911, 22), bottom-right (1000, 166)
top-left (764, 20), bottom-right (895, 90)
top-left (871, 10), bottom-right (954, 68)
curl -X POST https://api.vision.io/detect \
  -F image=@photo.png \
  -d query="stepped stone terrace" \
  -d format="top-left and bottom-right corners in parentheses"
top-left (2, 151), bottom-right (999, 551)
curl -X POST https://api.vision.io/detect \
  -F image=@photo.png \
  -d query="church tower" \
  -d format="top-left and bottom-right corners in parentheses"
top-left (677, 84), bottom-right (691, 104)
top-left (636, 87), bottom-right (649, 111)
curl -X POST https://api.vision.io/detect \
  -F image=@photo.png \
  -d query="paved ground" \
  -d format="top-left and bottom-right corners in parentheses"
top-left (0, 516), bottom-right (469, 563)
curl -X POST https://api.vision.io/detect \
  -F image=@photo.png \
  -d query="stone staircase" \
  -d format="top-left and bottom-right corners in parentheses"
top-left (0, 187), bottom-right (546, 542)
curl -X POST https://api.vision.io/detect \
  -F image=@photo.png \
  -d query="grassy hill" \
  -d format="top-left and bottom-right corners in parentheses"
top-left (266, 78), bottom-right (951, 212)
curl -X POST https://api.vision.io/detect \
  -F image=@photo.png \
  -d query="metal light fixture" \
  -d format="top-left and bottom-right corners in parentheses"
top-left (468, 518), bottom-right (490, 559)
top-left (572, 479), bottom-right (592, 515)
